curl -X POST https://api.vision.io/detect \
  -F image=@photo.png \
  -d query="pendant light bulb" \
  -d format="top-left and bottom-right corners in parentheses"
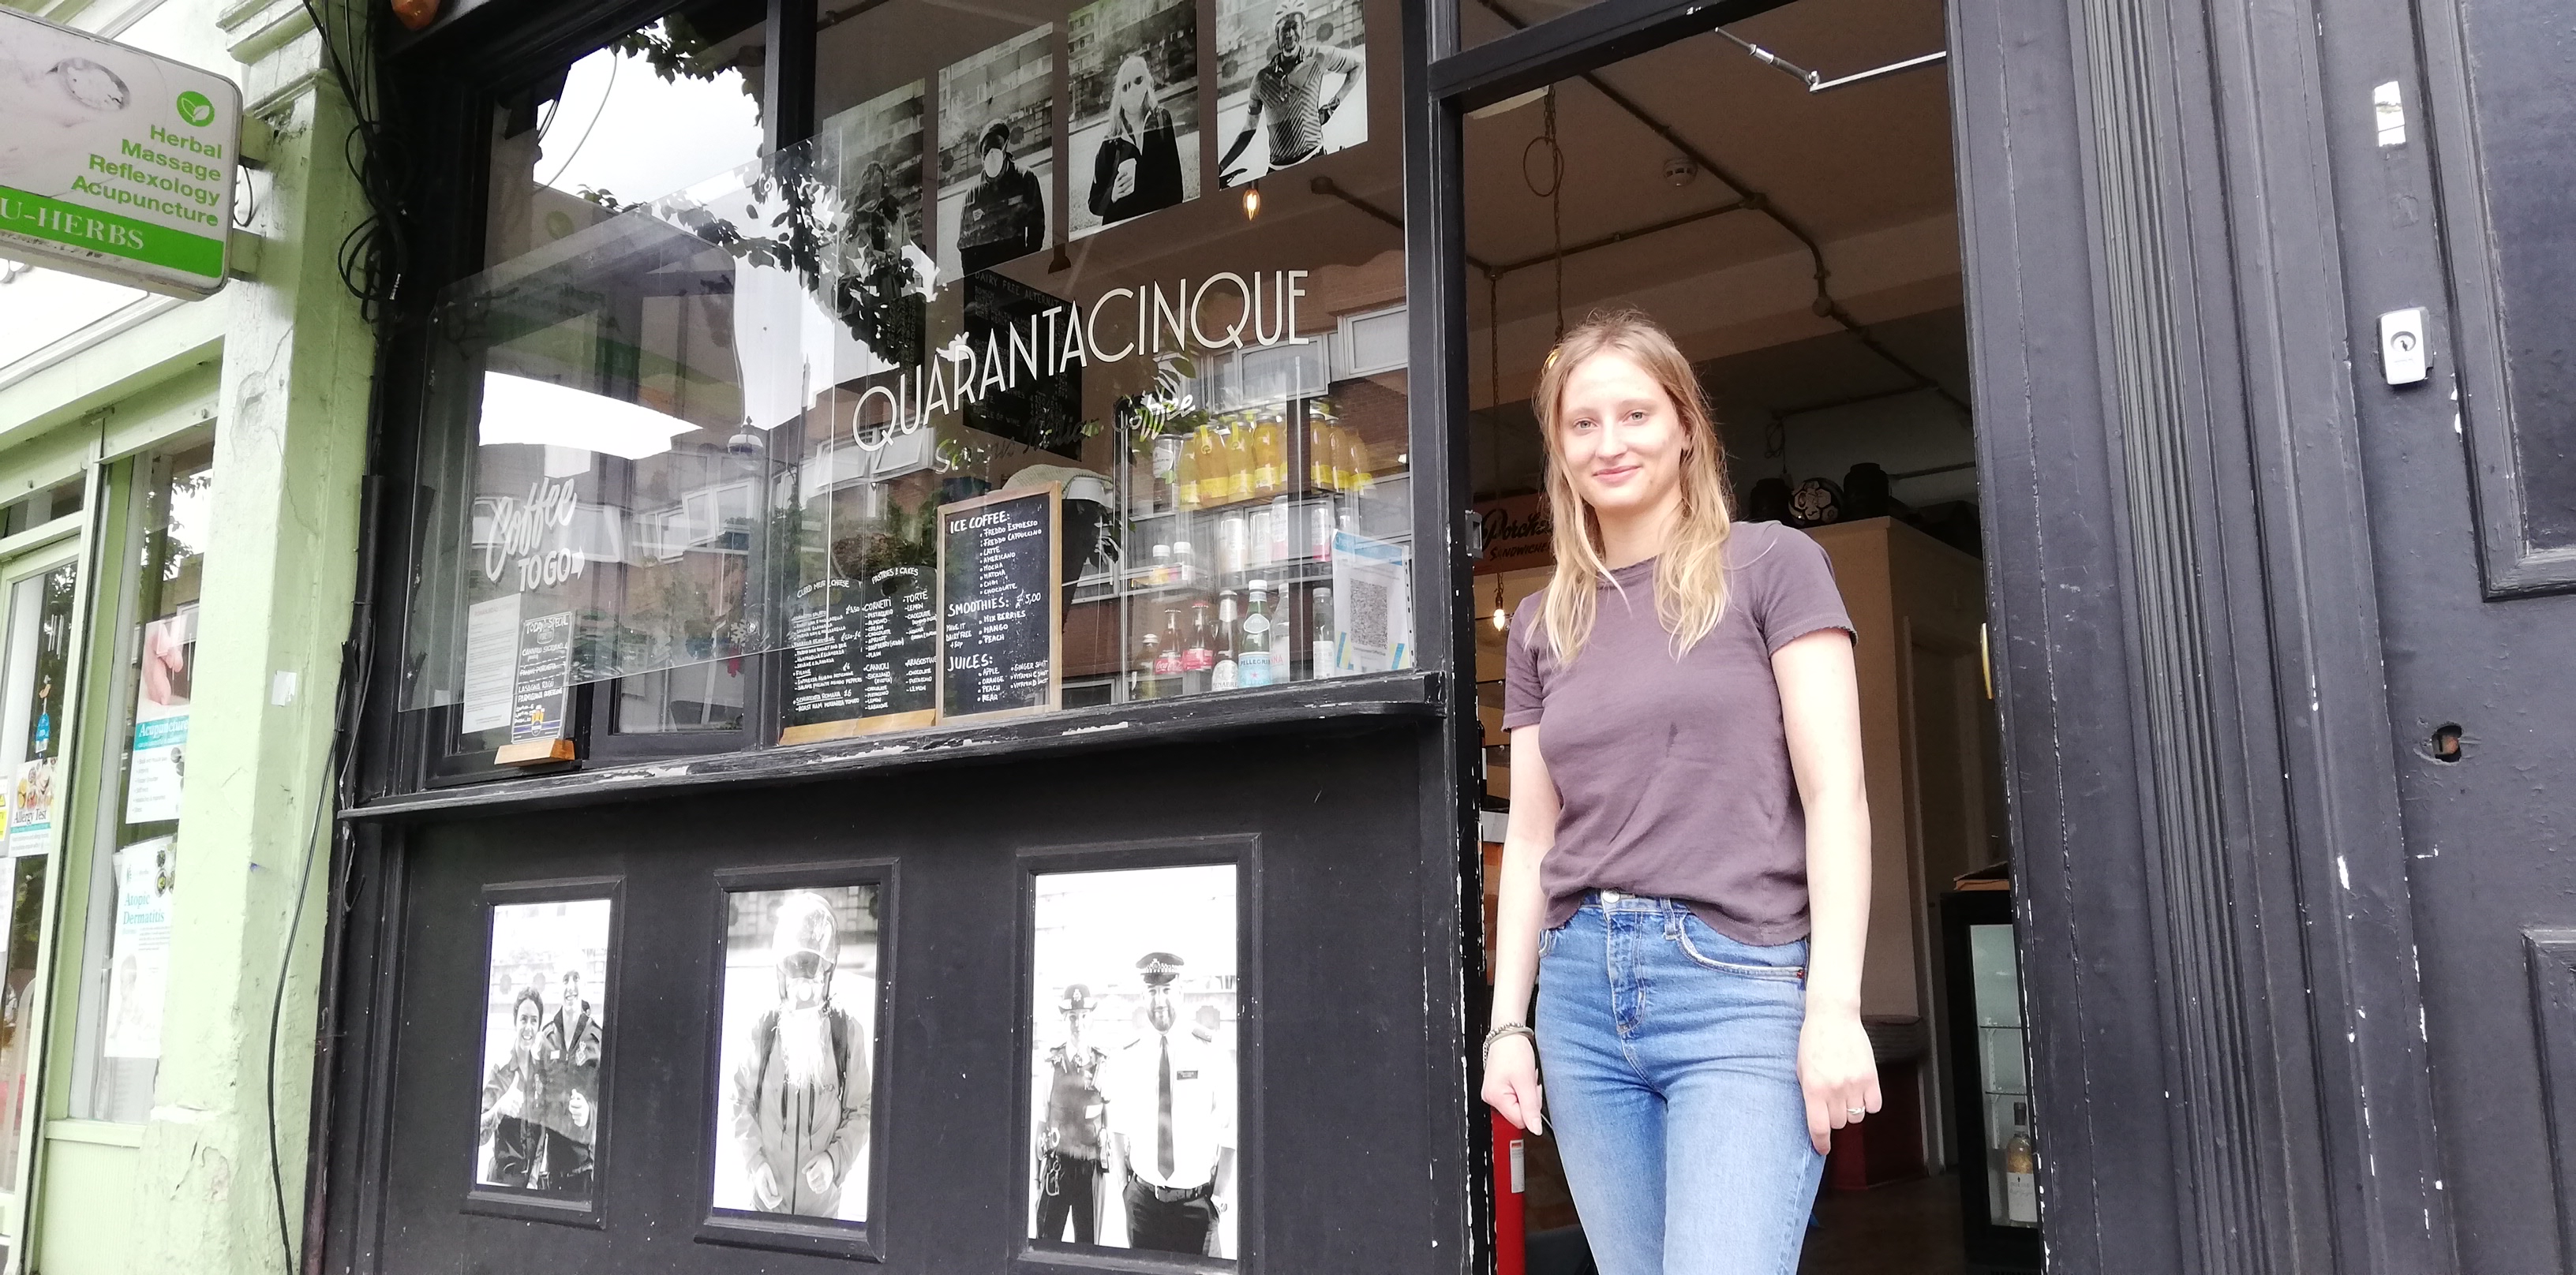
top-left (1491, 579), bottom-right (1509, 630)
top-left (1242, 181), bottom-right (1262, 220)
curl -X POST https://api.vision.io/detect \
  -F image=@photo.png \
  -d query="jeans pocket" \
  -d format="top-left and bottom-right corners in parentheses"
top-left (1674, 917), bottom-right (1805, 981)
top-left (1537, 924), bottom-right (1563, 958)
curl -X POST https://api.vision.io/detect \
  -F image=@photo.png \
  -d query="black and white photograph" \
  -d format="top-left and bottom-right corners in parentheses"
top-left (710, 885), bottom-right (880, 1225)
top-left (1027, 862), bottom-right (1238, 1258)
top-left (823, 80), bottom-right (930, 368)
top-left (1065, 0), bottom-right (1201, 241)
top-left (937, 25), bottom-right (1055, 282)
top-left (1212, 0), bottom-right (1367, 189)
top-left (474, 898), bottom-right (612, 1198)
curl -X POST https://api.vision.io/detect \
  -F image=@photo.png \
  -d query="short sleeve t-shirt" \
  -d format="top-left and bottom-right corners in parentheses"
top-left (1502, 522), bottom-right (1854, 944)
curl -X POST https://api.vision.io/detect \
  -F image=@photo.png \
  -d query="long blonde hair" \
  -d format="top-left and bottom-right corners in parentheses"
top-left (1532, 309), bottom-right (1735, 663)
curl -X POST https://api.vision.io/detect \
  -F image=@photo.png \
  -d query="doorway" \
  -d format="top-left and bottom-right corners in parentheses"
top-left (1451, 2), bottom-right (2036, 1270)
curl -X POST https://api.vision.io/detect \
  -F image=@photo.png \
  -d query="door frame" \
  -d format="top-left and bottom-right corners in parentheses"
top-left (1410, 0), bottom-right (2449, 1271)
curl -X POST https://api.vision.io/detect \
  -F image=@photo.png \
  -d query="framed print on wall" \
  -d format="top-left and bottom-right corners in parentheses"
top-left (463, 880), bottom-right (620, 1226)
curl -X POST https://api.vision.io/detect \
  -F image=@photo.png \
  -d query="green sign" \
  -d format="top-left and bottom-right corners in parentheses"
top-left (0, 8), bottom-right (242, 298)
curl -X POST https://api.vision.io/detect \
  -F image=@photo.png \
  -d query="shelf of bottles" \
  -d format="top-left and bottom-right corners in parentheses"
top-left (1968, 922), bottom-right (2039, 1229)
top-left (1080, 387), bottom-right (1406, 705)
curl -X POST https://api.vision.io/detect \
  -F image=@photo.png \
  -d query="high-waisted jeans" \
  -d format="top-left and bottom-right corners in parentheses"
top-left (1536, 892), bottom-right (1825, 1275)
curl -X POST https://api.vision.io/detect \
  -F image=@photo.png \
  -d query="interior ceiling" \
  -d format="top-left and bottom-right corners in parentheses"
top-left (1461, 0), bottom-right (1960, 336)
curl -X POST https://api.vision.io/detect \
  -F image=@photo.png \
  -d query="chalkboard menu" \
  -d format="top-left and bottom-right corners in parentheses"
top-left (509, 610), bottom-right (574, 742)
top-left (938, 484), bottom-right (1061, 723)
top-left (781, 565), bottom-right (940, 744)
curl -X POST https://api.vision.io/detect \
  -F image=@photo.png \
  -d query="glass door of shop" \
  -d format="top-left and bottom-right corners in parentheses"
top-left (0, 529), bottom-right (88, 1269)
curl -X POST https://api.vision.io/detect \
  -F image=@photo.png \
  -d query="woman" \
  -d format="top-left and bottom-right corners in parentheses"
top-left (1480, 310), bottom-right (1879, 1274)
top-left (1088, 54), bottom-right (1184, 226)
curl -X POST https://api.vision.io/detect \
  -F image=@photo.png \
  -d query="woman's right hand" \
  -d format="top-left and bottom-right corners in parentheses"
top-left (1481, 1034), bottom-right (1545, 1135)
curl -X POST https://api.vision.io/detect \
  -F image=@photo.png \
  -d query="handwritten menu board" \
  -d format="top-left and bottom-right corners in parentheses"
top-left (938, 485), bottom-right (1061, 723)
top-left (781, 565), bottom-right (940, 744)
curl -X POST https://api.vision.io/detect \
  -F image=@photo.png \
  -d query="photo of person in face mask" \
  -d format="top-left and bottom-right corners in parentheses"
top-left (721, 888), bottom-right (874, 1221)
top-left (1087, 54), bottom-right (1185, 226)
top-left (937, 26), bottom-right (1054, 281)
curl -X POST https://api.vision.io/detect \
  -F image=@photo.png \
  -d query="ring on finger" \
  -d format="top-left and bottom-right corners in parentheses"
top-left (1844, 1107), bottom-right (1866, 1118)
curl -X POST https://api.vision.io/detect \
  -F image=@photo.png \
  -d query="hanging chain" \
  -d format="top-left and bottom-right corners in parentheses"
top-left (1522, 88), bottom-right (1567, 341)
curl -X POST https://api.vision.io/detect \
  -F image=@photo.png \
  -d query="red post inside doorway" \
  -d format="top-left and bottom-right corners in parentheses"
top-left (1493, 1110), bottom-right (1526, 1275)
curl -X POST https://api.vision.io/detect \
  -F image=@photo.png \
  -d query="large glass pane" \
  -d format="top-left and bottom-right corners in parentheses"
top-left (406, 0), bottom-right (1411, 764)
top-left (72, 442), bottom-right (212, 1122)
top-left (0, 563), bottom-right (75, 1180)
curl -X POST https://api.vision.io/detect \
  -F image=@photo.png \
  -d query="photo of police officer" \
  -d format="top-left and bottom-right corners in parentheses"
top-left (936, 26), bottom-right (1054, 282)
top-left (1028, 864), bottom-right (1237, 1258)
top-left (712, 884), bottom-right (881, 1224)
top-left (473, 898), bottom-right (613, 1198)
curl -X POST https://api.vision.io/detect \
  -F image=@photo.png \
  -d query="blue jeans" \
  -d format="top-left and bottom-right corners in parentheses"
top-left (1536, 893), bottom-right (1825, 1275)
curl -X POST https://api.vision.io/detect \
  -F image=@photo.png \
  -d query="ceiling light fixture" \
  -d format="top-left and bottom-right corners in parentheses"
top-left (1241, 181), bottom-right (1261, 219)
top-left (1715, 27), bottom-right (1949, 94)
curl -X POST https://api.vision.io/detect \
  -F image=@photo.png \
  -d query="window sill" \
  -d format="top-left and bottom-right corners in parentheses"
top-left (44, 1120), bottom-right (144, 1147)
top-left (350, 670), bottom-right (1443, 822)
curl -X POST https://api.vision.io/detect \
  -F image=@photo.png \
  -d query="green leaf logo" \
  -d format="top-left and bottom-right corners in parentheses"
top-left (176, 91), bottom-right (215, 127)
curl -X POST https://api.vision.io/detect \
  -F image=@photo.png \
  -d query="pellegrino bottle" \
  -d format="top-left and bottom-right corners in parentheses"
top-left (1181, 599), bottom-right (1216, 696)
top-left (1211, 591), bottom-right (1241, 690)
top-left (1240, 582), bottom-right (1275, 687)
top-left (2003, 1101), bottom-right (2039, 1225)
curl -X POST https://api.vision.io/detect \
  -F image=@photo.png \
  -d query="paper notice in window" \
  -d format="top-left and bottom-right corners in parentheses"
top-left (104, 837), bottom-right (174, 1060)
top-left (1330, 530), bottom-right (1411, 674)
top-left (461, 594), bottom-right (522, 735)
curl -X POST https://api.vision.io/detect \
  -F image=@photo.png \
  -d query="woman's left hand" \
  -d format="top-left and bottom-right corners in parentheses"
top-left (1797, 1008), bottom-right (1883, 1155)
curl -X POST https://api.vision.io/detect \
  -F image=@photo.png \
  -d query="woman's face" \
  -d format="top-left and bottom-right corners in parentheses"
top-left (1114, 62), bottom-right (1153, 121)
top-left (1556, 350), bottom-right (1688, 521)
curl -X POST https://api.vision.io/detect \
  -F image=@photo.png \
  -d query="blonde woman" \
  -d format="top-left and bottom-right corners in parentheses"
top-left (1087, 53), bottom-right (1184, 226)
top-left (1480, 310), bottom-right (1879, 1274)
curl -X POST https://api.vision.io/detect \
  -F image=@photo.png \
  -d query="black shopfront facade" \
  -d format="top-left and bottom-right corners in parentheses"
top-left (309, 0), bottom-right (2576, 1269)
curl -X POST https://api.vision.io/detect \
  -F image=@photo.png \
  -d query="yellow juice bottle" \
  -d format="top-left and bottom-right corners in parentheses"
top-left (1226, 417), bottom-right (1255, 503)
top-left (1190, 425), bottom-right (1221, 510)
top-left (1346, 425), bottom-right (1374, 492)
top-left (1253, 409), bottom-right (1283, 498)
top-left (1174, 428), bottom-right (1200, 510)
top-left (1309, 415), bottom-right (1332, 489)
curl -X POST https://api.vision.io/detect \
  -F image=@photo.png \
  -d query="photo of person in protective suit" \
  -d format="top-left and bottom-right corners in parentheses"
top-left (532, 967), bottom-right (603, 1191)
top-left (725, 890), bottom-right (873, 1218)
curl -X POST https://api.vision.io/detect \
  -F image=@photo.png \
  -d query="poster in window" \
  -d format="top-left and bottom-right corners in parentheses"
top-left (101, 837), bottom-right (172, 1059)
top-left (710, 885), bottom-right (879, 1223)
top-left (821, 80), bottom-right (930, 368)
top-left (474, 898), bottom-right (611, 1199)
top-left (1028, 863), bottom-right (1237, 1258)
top-left (1213, 0), bottom-right (1366, 189)
top-left (936, 24), bottom-right (1055, 282)
top-left (1067, 0), bottom-right (1201, 241)
top-left (125, 604), bottom-right (195, 824)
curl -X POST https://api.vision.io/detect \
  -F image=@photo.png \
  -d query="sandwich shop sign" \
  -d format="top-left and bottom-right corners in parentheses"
top-left (0, 7), bottom-right (241, 298)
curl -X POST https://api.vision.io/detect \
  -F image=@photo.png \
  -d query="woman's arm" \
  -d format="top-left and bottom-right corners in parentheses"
top-left (1775, 627), bottom-right (1881, 1154)
top-left (1480, 723), bottom-right (1560, 1134)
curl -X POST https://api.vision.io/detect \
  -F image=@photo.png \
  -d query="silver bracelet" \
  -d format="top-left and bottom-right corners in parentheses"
top-left (1481, 1023), bottom-right (1536, 1065)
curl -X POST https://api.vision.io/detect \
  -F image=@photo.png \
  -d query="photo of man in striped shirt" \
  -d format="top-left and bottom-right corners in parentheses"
top-left (1217, 0), bottom-right (1364, 186)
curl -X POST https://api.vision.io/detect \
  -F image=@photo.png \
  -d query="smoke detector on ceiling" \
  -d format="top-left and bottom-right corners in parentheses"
top-left (1663, 156), bottom-right (1697, 186)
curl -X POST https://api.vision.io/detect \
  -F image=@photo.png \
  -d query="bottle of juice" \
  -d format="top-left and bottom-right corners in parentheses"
top-left (1189, 424), bottom-right (1221, 510)
top-left (1174, 428), bottom-right (1200, 510)
top-left (1309, 412), bottom-right (1333, 490)
top-left (1253, 409), bottom-right (1284, 498)
top-left (1225, 416), bottom-right (1256, 503)
top-left (1340, 425), bottom-right (1372, 493)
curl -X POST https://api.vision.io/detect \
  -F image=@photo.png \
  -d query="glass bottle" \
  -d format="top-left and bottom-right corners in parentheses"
top-left (1181, 598), bottom-right (1216, 695)
top-left (1268, 495), bottom-right (1294, 566)
top-left (1253, 408), bottom-right (1284, 497)
top-left (1340, 425), bottom-right (1372, 493)
top-left (1225, 416), bottom-right (1256, 503)
top-left (1134, 617), bottom-right (1165, 701)
top-left (1215, 510), bottom-right (1249, 580)
top-left (1153, 608), bottom-right (1185, 697)
top-left (1211, 590), bottom-right (1241, 691)
top-left (1172, 539), bottom-right (1200, 590)
top-left (1189, 424), bottom-right (1221, 510)
top-left (1174, 428), bottom-right (1200, 511)
top-left (1239, 581), bottom-right (1275, 687)
top-left (2003, 1101), bottom-right (2039, 1225)
top-left (1269, 583), bottom-right (1294, 680)
top-left (1309, 412), bottom-right (1334, 490)
top-left (1311, 585), bottom-right (1335, 678)
top-left (1147, 543), bottom-right (1171, 587)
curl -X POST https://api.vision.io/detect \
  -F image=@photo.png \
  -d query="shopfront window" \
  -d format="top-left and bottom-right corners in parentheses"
top-left (1455, 0), bottom-right (1601, 49)
top-left (0, 559), bottom-right (76, 1176)
top-left (69, 441), bottom-right (211, 1123)
top-left (404, 0), bottom-right (1410, 775)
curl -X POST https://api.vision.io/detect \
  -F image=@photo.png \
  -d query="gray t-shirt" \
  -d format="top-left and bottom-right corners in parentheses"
top-left (1503, 522), bottom-right (1854, 944)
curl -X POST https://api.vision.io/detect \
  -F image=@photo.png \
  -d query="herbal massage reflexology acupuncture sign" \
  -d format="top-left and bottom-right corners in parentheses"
top-left (0, 6), bottom-right (241, 297)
